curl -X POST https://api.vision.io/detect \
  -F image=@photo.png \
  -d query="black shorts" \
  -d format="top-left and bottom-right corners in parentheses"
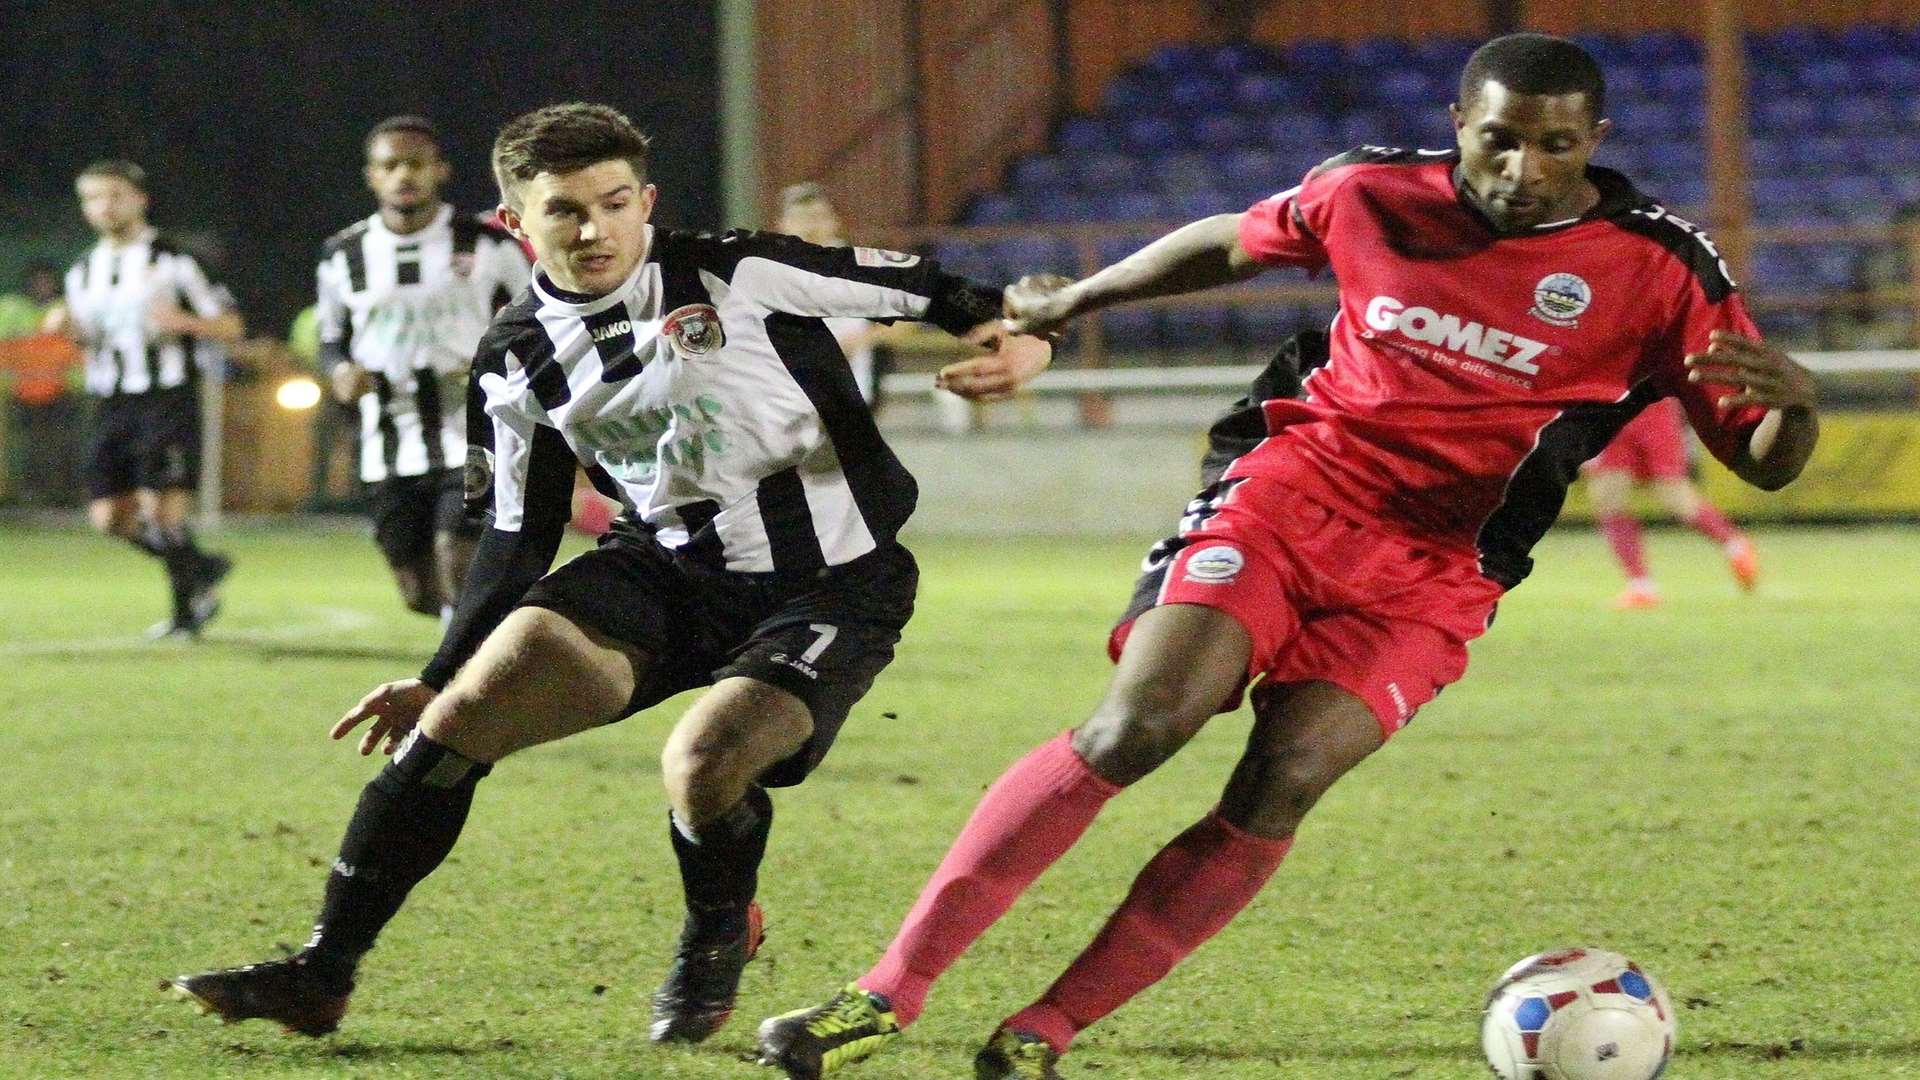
top-left (519, 522), bottom-right (919, 787)
top-left (366, 468), bottom-right (479, 566)
top-left (85, 387), bottom-right (201, 499)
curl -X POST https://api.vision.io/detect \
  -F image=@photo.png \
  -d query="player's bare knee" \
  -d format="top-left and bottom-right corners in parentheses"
top-left (1074, 696), bottom-right (1209, 785)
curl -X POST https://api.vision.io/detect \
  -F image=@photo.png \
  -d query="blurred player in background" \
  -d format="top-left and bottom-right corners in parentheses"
top-left (167, 102), bottom-right (1047, 1047)
top-left (1584, 396), bottom-right (1759, 608)
top-left (774, 182), bottom-right (898, 409)
top-left (760, 33), bottom-right (1818, 1079)
top-left (45, 160), bottom-right (242, 639)
top-left (318, 116), bottom-right (532, 620)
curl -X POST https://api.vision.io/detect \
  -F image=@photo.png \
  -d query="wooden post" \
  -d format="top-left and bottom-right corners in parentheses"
top-left (1702, 0), bottom-right (1752, 284)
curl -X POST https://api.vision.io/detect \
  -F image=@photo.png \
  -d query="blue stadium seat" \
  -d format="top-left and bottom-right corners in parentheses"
top-left (1104, 190), bottom-right (1169, 222)
top-left (1237, 303), bottom-right (1313, 345)
top-left (1142, 42), bottom-right (1215, 80)
top-left (1221, 148), bottom-right (1289, 198)
top-left (964, 193), bottom-right (1020, 226)
top-left (1099, 307), bottom-right (1163, 350)
top-left (1260, 111), bottom-right (1335, 149)
top-left (1642, 138), bottom-right (1704, 174)
top-left (1169, 75), bottom-right (1233, 116)
top-left (1749, 245), bottom-right (1807, 291)
top-left (1827, 95), bottom-right (1899, 132)
top-left (1868, 54), bottom-right (1920, 91)
top-left (1160, 306), bottom-right (1237, 348)
top-left (1797, 57), bottom-right (1855, 93)
top-left (1234, 73), bottom-right (1309, 111)
top-left (1068, 151), bottom-right (1139, 193)
top-left (1193, 112), bottom-right (1256, 152)
top-left (1569, 33), bottom-right (1632, 68)
top-left (1626, 30), bottom-right (1701, 65)
top-left (1754, 95), bottom-right (1820, 134)
top-left (1807, 246), bottom-right (1863, 290)
top-left (1368, 69), bottom-right (1437, 107)
top-left (994, 236), bottom-right (1077, 278)
top-left (1169, 189), bottom-right (1238, 220)
top-left (1410, 35), bottom-right (1478, 74)
top-left (1121, 115), bottom-right (1186, 155)
top-left (1208, 42), bottom-right (1284, 78)
top-left (1335, 109), bottom-right (1394, 148)
top-left (1651, 63), bottom-right (1706, 97)
top-left (1286, 38), bottom-right (1346, 71)
top-left (1751, 173), bottom-right (1810, 208)
top-left (1837, 23), bottom-right (1902, 58)
top-left (1760, 25), bottom-right (1839, 62)
top-left (1104, 71), bottom-right (1167, 114)
top-left (1010, 155), bottom-right (1074, 195)
top-left (1612, 98), bottom-right (1683, 137)
top-left (1097, 235), bottom-right (1151, 268)
top-left (1645, 173), bottom-right (1706, 209)
top-left (1017, 192), bottom-right (1097, 224)
top-left (1347, 36), bottom-right (1415, 71)
top-left (933, 239), bottom-right (1001, 281)
top-left (1155, 153), bottom-right (1222, 196)
top-left (1754, 309), bottom-right (1818, 342)
top-left (1055, 117), bottom-right (1113, 154)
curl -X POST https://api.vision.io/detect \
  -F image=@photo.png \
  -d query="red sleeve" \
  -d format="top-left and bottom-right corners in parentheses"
top-left (1237, 169), bottom-right (1337, 271)
top-left (1650, 284), bottom-right (1770, 468)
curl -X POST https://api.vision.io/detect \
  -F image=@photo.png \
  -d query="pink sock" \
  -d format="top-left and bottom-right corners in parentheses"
top-left (1598, 512), bottom-right (1649, 580)
top-left (859, 731), bottom-right (1120, 1025)
top-left (1685, 505), bottom-right (1739, 545)
top-left (1004, 811), bottom-right (1293, 1054)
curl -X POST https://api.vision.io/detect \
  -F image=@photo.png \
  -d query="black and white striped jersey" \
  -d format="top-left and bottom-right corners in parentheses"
top-left (419, 226), bottom-right (1001, 688)
top-left (316, 205), bottom-right (531, 482)
top-left (64, 228), bottom-right (232, 397)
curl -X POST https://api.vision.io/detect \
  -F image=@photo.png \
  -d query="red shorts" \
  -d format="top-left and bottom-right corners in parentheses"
top-left (1110, 476), bottom-right (1504, 738)
top-left (1586, 398), bottom-right (1689, 480)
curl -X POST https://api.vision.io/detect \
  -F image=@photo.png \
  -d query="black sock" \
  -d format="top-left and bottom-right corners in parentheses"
top-left (300, 732), bottom-right (491, 987)
top-left (123, 524), bottom-right (168, 559)
top-left (668, 786), bottom-right (773, 941)
top-left (154, 526), bottom-right (208, 622)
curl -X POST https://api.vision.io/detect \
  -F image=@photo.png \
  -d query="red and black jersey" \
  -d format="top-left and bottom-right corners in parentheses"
top-left (1232, 146), bottom-right (1767, 587)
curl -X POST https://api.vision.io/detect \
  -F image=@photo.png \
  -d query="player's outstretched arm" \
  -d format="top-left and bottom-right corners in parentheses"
top-left (331, 679), bottom-right (438, 756)
top-left (1003, 213), bottom-right (1264, 336)
top-left (1685, 330), bottom-right (1819, 490)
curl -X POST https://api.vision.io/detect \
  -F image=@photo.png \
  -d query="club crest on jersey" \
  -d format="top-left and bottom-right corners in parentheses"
top-left (663, 304), bottom-right (725, 356)
top-left (464, 446), bottom-right (493, 505)
top-left (451, 251), bottom-right (476, 279)
top-left (853, 246), bottom-right (920, 268)
top-left (1530, 273), bottom-right (1592, 327)
top-left (1183, 545), bottom-right (1245, 584)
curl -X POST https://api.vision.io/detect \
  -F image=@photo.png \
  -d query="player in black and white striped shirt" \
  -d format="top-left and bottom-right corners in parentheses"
top-left (169, 102), bottom-right (1048, 1044)
top-left (48, 160), bottom-right (243, 638)
top-left (318, 116), bottom-right (532, 619)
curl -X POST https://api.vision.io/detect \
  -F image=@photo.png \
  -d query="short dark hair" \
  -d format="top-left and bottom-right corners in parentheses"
top-left (1459, 33), bottom-right (1606, 122)
top-left (492, 103), bottom-right (651, 208)
top-left (365, 114), bottom-right (444, 154)
top-left (77, 159), bottom-right (147, 192)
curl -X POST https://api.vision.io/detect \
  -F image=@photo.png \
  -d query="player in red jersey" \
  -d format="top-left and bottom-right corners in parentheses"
top-left (758, 33), bottom-right (1819, 1079)
top-left (1583, 396), bottom-right (1759, 608)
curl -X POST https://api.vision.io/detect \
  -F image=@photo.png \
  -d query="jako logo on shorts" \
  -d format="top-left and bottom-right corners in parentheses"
top-left (1363, 295), bottom-right (1549, 375)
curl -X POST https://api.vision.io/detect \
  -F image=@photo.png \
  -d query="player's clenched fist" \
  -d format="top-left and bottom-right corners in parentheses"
top-left (1002, 273), bottom-right (1079, 336)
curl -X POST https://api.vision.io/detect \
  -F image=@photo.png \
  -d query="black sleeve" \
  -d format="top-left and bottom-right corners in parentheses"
top-left (688, 229), bottom-right (1005, 336)
top-left (1198, 330), bottom-right (1328, 486)
top-left (419, 425), bottom-right (576, 691)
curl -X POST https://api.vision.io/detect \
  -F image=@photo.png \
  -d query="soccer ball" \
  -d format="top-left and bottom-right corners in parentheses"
top-left (1481, 947), bottom-right (1675, 1080)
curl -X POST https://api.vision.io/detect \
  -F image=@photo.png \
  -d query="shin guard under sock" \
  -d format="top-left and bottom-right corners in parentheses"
top-left (301, 732), bottom-right (491, 984)
top-left (669, 785), bottom-right (773, 940)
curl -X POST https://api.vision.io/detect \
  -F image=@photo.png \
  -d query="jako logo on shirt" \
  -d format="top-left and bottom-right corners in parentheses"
top-left (1363, 295), bottom-right (1549, 376)
top-left (591, 319), bottom-right (634, 343)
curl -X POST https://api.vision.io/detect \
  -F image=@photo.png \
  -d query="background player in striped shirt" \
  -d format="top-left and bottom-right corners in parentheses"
top-left (318, 116), bottom-right (532, 620)
top-left (167, 102), bottom-right (1049, 1045)
top-left (45, 160), bottom-right (242, 639)
top-left (1583, 396), bottom-right (1760, 608)
top-left (759, 33), bottom-right (1819, 1079)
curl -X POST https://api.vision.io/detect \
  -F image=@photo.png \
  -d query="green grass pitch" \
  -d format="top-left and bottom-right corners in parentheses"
top-left (2, 521), bottom-right (1917, 1078)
